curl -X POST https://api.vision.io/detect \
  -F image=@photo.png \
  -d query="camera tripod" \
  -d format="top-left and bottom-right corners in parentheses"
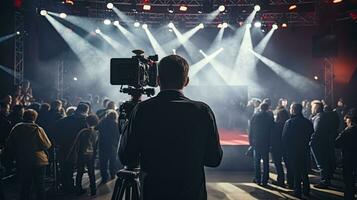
top-left (111, 168), bottom-right (141, 200)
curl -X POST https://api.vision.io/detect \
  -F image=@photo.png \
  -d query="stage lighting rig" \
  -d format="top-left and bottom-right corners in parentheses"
top-left (179, 5), bottom-right (188, 11)
top-left (218, 5), bottom-right (225, 12)
top-left (104, 19), bottom-right (111, 25)
top-left (222, 22), bottom-right (228, 28)
top-left (198, 23), bottom-right (204, 29)
top-left (134, 21), bottom-right (140, 27)
top-left (95, 28), bottom-right (101, 33)
top-left (254, 21), bottom-right (262, 28)
top-left (113, 20), bottom-right (119, 26)
top-left (107, 2), bottom-right (114, 9)
top-left (59, 12), bottom-right (67, 18)
top-left (272, 24), bottom-right (278, 30)
top-left (40, 9), bottom-right (47, 16)
top-left (142, 24), bottom-right (148, 29)
top-left (168, 22), bottom-right (174, 28)
top-left (143, 4), bottom-right (151, 11)
top-left (254, 5), bottom-right (261, 11)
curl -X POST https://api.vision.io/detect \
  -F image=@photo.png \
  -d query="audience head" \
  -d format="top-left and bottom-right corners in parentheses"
top-left (86, 114), bottom-right (99, 128)
top-left (40, 103), bottom-right (51, 112)
top-left (12, 105), bottom-right (24, 117)
top-left (344, 108), bottom-right (356, 127)
top-left (262, 98), bottom-right (271, 107)
top-left (260, 103), bottom-right (269, 112)
top-left (2, 95), bottom-right (12, 105)
top-left (107, 101), bottom-right (116, 110)
top-left (66, 106), bottom-right (76, 116)
top-left (0, 102), bottom-right (10, 116)
top-left (23, 109), bottom-right (38, 123)
top-left (290, 103), bottom-right (303, 116)
top-left (51, 100), bottom-right (62, 111)
top-left (311, 100), bottom-right (323, 115)
top-left (106, 110), bottom-right (118, 121)
top-left (28, 102), bottom-right (41, 113)
top-left (76, 103), bottom-right (89, 115)
top-left (102, 99), bottom-right (110, 108)
top-left (254, 99), bottom-right (261, 108)
top-left (337, 98), bottom-right (344, 107)
top-left (158, 55), bottom-right (189, 90)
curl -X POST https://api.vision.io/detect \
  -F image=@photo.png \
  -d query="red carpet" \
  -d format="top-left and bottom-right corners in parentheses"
top-left (219, 129), bottom-right (249, 145)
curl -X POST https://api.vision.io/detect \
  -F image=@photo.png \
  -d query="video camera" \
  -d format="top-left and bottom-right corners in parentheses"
top-left (110, 50), bottom-right (158, 97)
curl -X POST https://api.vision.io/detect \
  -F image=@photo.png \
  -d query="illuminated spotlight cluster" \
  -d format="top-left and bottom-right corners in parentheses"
top-left (218, 5), bottom-right (225, 12)
top-left (217, 22), bottom-right (228, 28)
top-left (143, 4), bottom-right (151, 11)
top-left (272, 24), bottom-right (278, 30)
top-left (254, 5), bottom-right (261, 11)
top-left (289, 4), bottom-right (297, 11)
top-left (134, 21), bottom-right (140, 27)
top-left (59, 12), bottom-right (67, 18)
top-left (107, 2), bottom-right (114, 9)
top-left (254, 21), bottom-right (262, 28)
top-left (179, 5), bottom-right (188, 11)
top-left (142, 23), bottom-right (148, 29)
top-left (40, 9), bottom-right (47, 16)
top-left (113, 20), bottom-right (119, 26)
top-left (95, 28), bottom-right (101, 34)
top-left (103, 19), bottom-right (111, 25)
top-left (168, 22), bottom-right (174, 28)
top-left (198, 23), bottom-right (204, 29)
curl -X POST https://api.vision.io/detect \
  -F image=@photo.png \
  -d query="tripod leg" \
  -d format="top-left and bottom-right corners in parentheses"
top-left (132, 182), bottom-right (140, 200)
top-left (125, 185), bottom-right (131, 200)
top-left (111, 178), bottom-right (124, 200)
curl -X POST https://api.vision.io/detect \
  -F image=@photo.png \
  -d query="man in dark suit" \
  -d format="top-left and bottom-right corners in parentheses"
top-left (282, 103), bottom-right (314, 198)
top-left (119, 55), bottom-right (223, 200)
top-left (249, 102), bottom-right (274, 186)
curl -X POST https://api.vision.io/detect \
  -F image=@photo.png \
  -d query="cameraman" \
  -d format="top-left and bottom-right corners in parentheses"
top-left (119, 55), bottom-right (223, 200)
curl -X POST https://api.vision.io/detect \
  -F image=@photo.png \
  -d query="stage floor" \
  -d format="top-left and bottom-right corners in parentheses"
top-left (219, 128), bottom-right (249, 145)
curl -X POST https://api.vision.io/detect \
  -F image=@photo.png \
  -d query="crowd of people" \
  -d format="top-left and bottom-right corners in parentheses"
top-left (248, 97), bottom-right (356, 199)
top-left (0, 78), bottom-right (356, 199)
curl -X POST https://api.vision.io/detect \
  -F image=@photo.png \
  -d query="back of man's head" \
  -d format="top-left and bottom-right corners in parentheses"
top-left (76, 103), bottom-right (89, 115)
top-left (291, 103), bottom-right (303, 116)
top-left (23, 109), bottom-right (38, 122)
top-left (158, 55), bottom-right (189, 90)
top-left (260, 103), bottom-right (269, 112)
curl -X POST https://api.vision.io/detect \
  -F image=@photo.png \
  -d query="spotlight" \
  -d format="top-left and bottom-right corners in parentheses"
top-left (168, 22), bottom-right (174, 28)
top-left (167, 5), bottom-right (174, 13)
top-left (272, 24), bottom-right (278, 30)
top-left (254, 21), bottom-right (262, 28)
top-left (59, 12), bottom-right (67, 18)
top-left (142, 23), bottom-right (148, 29)
top-left (143, 4), bottom-right (151, 11)
top-left (217, 23), bottom-right (223, 28)
top-left (246, 23), bottom-right (252, 28)
top-left (254, 5), bottom-right (261, 11)
top-left (95, 28), bottom-right (101, 34)
top-left (289, 4), bottom-right (297, 11)
top-left (73, 77), bottom-right (78, 81)
top-left (134, 21), bottom-right (140, 27)
top-left (198, 23), bottom-right (204, 29)
top-left (218, 5), bottom-right (225, 12)
top-left (198, 10), bottom-right (202, 14)
top-left (199, 49), bottom-right (203, 53)
top-left (314, 75), bottom-right (319, 80)
top-left (179, 5), bottom-right (188, 11)
top-left (107, 2), bottom-right (114, 9)
top-left (103, 19), bottom-right (111, 25)
top-left (333, 0), bottom-right (343, 3)
top-left (16, 31), bottom-right (20, 35)
top-left (40, 10), bottom-right (47, 16)
top-left (281, 23), bottom-right (288, 28)
top-left (113, 20), bottom-right (119, 26)
top-left (222, 22), bottom-right (228, 28)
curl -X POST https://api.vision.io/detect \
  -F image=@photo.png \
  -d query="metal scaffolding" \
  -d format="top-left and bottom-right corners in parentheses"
top-left (56, 60), bottom-right (64, 99)
top-left (324, 58), bottom-right (334, 104)
top-left (14, 11), bottom-right (24, 86)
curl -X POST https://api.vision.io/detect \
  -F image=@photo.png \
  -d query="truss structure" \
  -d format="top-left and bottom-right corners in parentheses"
top-left (56, 60), bottom-right (64, 99)
top-left (14, 11), bottom-right (24, 86)
top-left (324, 58), bottom-right (334, 105)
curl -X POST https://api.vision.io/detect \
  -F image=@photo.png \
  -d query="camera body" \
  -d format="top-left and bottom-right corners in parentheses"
top-left (110, 50), bottom-right (158, 88)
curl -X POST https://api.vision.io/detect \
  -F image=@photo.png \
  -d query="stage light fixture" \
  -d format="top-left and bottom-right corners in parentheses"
top-left (289, 4), bottom-right (297, 10)
top-left (246, 23), bottom-right (252, 28)
top-left (199, 49), bottom-right (203, 53)
top-left (95, 28), bottom-right (101, 34)
top-left (16, 31), bottom-right (20, 35)
top-left (134, 21), bottom-right (140, 27)
top-left (314, 75), bottom-right (319, 80)
top-left (222, 22), bottom-right (228, 28)
top-left (218, 5), bottom-right (225, 12)
top-left (59, 12), bottom-right (67, 18)
top-left (142, 23), bottom-right (148, 29)
top-left (282, 23), bottom-right (288, 28)
top-left (254, 5), bottom-right (261, 11)
top-left (40, 10), bottom-right (47, 16)
top-left (272, 24), bottom-right (278, 30)
top-left (333, 0), bottom-right (342, 3)
top-left (254, 21), bottom-right (262, 28)
top-left (179, 5), bottom-right (188, 11)
top-left (73, 77), bottom-right (78, 81)
top-left (143, 4), bottom-right (151, 11)
top-left (107, 2), bottom-right (114, 9)
top-left (104, 19), bottom-right (111, 25)
top-left (198, 10), bottom-right (202, 14)
top-left (217, 23), bottom-right (223, 28)
top-left (113, 20), bottom-right (119, 26)
top-left (167, 5), bottom-right (174, 13)
top-left (198, 23), bottom-right (204, 29)
top-left (168, 22), bottom-right (174, 28)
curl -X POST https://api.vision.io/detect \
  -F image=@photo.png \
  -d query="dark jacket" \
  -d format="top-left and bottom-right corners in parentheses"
top-left (249, 111), bottom-right (274, 149)
top-left (310, 112), bottom-right (332, 145)
top-left (282, 114), bottom-right (314, 159)
top-left (0, 113), bottom-right (11, 147)
top-left (335, 125), bottom-right (357, 165)
top-left (119, 90), bottom-right (223, 200)
top-left (74, 127), bottom-right (98, 159)
top-left (55, 112), bottom-right (87, 161)
top-left (6, 122), bottom-right (51, 166)
top-left (97, 118), bottom-right (119, 153)
top-left (271, 121), bottom-right (284, 153)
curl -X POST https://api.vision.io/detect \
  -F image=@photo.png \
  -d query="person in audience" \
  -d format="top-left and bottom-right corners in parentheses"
top-left (96, 99), bottom-right (110, 119)
top-left (74, 114), bottom-right (99, 196)
top-left (271, 107), bottom-right (289, 187)
top-left (97, 110), bottom-right (120, 184)
top-left (283, 103), bottom-right (314, 198)
top-left (56, 103), bottom-right (89, 193)
top-left (37, 103), bottom-right (51, 129)
top-left (250, 102), bottom-right (274, 186)
top-left (310, 100), bottom-right (334, 188)
top-left (335, 109), bottom-right (357, 200)
top-left (6, 109), bottom-right (51, 200)
top-left (0, 103), bottom-right (11, 147)
top-left (8, 105), bottom-right (24, 128)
